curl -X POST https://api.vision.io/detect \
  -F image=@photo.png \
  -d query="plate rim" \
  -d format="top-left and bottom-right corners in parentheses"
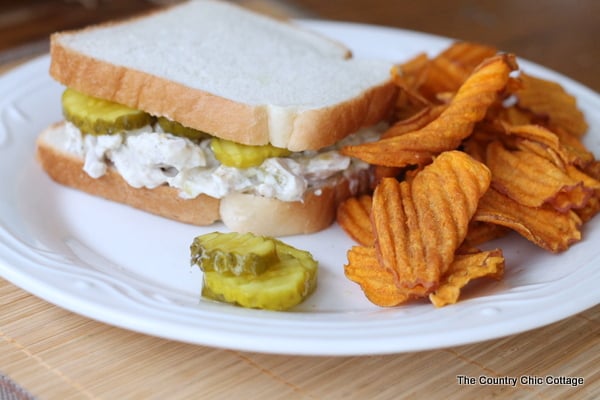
top-left (0, 19), bottom-right (599, 356)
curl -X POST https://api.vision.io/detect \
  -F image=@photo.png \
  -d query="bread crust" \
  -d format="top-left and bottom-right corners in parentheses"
top-left (220, 170), bottom-right (371, 236)
top-left (50, 41), bottom-right (396, 151)
top-left (36, 123), bottom-right (370, 234)
top-left (48, 0), bottom-right (397, 151)
top-left (36, 123), bottom-right (221, 225)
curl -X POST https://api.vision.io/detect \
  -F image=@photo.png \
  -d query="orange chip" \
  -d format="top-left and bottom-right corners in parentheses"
top-left (565, 164), bottom-right (600, 191)
top-left (462, 123), bottom-right (503, 163)
top-left (419, 42), bottom-right (498, 101)
top-left (342, 54), bottom-right (518, 168)
top-left (514, 73), bottom-right (588, 137)
top-left (391, 57), bottom-right (431, 117)
top-left (503, 123), bottom-right (594, 168)
top-left (575, 194), bottom-right (600, 223)
top-left (382, 105), bottom-right (446, 139)
top-left (459, 221), bottom-right (510, 251)
top-left (336, 195), bottom-right (373, 246)
top-left (504, 123), bottom-right (566, 161)
top-left (339, 40), bottom-right (596, 309)
top-left (495, 104), bottom-right (538, 126)
top-left (429, 249), bottom-right (505, 307)
top-left (393, 53), bottom-right (430, 91)
top-left (372, 165), bottom-right (404, 187)
top-left (514, 140), bottom-right (566, 171)
top-left (371, 151), bottom-right (491, 292)
top-left (439, 41), bottom-right (499, 70)
top-left (344, 246), bottom-right (416, 307)
top-left (486, 141), bottom-right (592, 211)
top-left (583, 160), bottom-right (600, 181)
top-left (566, 165), bottom-right (600, 222)
top-left (421, 55), bottom-right (471, 99)
top-left (474, 188), bottom-right (582, 253)
top-left (551, 126), bottom-right (596, 168)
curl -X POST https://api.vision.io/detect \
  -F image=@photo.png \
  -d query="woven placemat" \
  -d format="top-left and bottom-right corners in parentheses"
top-left (0, 374), bottom-right (35, 400)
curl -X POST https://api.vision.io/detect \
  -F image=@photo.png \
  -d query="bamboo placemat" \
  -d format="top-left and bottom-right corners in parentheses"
top-left (1, 2), bottom-right (599, 399)
top-left (1, 278), bottom-right (598, 399)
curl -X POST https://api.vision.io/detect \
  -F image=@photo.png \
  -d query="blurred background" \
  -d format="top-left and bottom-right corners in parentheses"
top-left (0, 0), bottom-right (598, 92)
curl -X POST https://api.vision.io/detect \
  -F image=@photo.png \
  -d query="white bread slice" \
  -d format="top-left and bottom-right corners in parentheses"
top-left (36, 122), bottom-right (371, 233)
top-left (49, 0), bottom-right (397, 151)
top-left (37, 122), bottom-right (221, 225)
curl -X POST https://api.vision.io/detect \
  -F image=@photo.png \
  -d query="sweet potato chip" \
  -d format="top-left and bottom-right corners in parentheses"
top-left (495, 105), bottom-right (538, 126)
top-left (566, 165), bottom-right (600, 222)
top-left (459, 221), bottom-right (510, 251)
top-left (382, 105), bottom-right (446, 139)
top-left (429, 249), bottom-right (505, 307)
top-left (344, 246), bottom-right (416, 306)
top-left (462, 123), bottom-right (503, 163)
top-left (419, 42), bottom-right (498, 101)
top-left (392, 53), bottom-right (429, 91)
top-left (371, 151), bottom-right (491, 292)
top-left (440, 41), bottom-right (499, 70)
top-left (514, 73), bottom-right (588, 137)
top-left (391, 57), bottom-right (431, 117)
top-left (338, 40), bottom-right (596, 308)
top-left (551, 126), bottom-right (596, 168)
top-left (576, 195), bottom-right (600, 223)
top-left (474, 188), bottom-right (582, 253)
top-left (372, 165), bottom-right (404, 187)
top-left (337, 195), bottom-right (373, 246)
top-left (514, 140), bottom-right (566, 171)
top-left (503, 123), bottom-right (593, 168)
top-left (583, 160), bottom-right (600, 181)
top-left (486, 141), bottom-right (592, 211)
top-left (342, 54), bottom-right (518, 168)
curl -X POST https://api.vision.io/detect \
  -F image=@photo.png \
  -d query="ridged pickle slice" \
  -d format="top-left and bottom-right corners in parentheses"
top-left (157, 117), bottom-right (210, 141)
top-left (190, 232), bottom-right (279, 276)
top-left (195, 234), bottom-right (318, 311)
top-left (62, 88), bottom-right (154, 135)
top-left (211, 138), bottom-right (292, 168)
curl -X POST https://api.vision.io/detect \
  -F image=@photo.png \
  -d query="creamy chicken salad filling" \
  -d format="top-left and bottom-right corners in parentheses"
top-left (60, 122), bottom-right (385, 202)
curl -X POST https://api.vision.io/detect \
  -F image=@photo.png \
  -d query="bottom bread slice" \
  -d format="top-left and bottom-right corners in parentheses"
top-left (36, 122), bottom-right (369, 235)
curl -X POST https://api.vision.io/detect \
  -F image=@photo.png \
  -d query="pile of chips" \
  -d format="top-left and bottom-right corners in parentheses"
top-left (337, 42), bottom-right (598, 307)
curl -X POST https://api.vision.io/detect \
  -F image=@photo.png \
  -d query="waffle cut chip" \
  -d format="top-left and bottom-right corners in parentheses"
top-left (459, 221), bottom-right (510, 251)
top-left (337, 195), bottom-right (373, 246)
top-left (342, 54), bottom-right (518, 168)
top-left (419, 41), bottom-right (498, 101)
top-left (474, 188), bottom-right (582, 253)
top-left (486, 140), bottom-right (592, 212)
top-left (429, 249), bottom-right (505, 307)
top-left (391, 55), bottom-right (431, 118)
top-left (514, 73), bottom-right (588, 137)
top-left (502, 123), bottom-right (593, 168)
top-left (371, 151), bottom-right (491, 295)
top-left (344, 246), bottom-right (421, 307)
top-left (339, 40), bottom-right (597, 308)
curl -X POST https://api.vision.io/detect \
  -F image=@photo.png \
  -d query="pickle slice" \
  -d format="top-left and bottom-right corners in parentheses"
top-left (211, 138), bottom-right (292, 168)
top-left (157, 117), bottom-right (210, 141)
top-left (200, 239), bottom-right (318, 311)
top-left (190, 232), bottom-right (279, 276)
top-left (62, 88), bottom-right (153, 135)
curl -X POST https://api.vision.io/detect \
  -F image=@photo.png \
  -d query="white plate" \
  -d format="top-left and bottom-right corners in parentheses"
top-left (1, 20), bottom-right (599, 356)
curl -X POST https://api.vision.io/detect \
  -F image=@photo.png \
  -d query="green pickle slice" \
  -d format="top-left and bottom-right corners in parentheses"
top-left (191, 232), bottom-right (318, 311)
top-left (190, 232), bottom-right (279, 276)
top-left (157, 117), bottom-right (210, 140)
top-left (62, 88), bottom-right (153, 135)
top-left (211, 138), bottom-right (292, 168)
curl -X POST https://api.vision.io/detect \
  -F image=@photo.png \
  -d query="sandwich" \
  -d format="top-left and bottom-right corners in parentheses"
top-left (36, 0), bottom-right (397, 236)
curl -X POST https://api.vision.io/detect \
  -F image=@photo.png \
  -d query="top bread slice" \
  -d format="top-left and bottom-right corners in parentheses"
top-left (49, 0), bottom-right (397, 151)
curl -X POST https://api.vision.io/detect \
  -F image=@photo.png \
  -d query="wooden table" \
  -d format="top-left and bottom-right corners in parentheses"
top-left (1, 1), bottom-right (599, 399)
